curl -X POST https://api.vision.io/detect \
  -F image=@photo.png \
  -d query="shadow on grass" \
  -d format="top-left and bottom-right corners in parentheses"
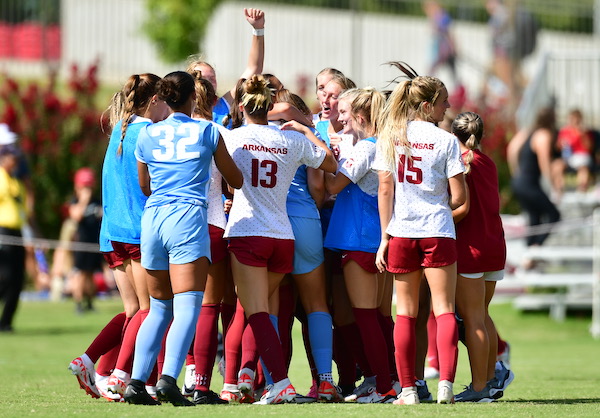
top-left (503, 398), bottom-right (600, 405)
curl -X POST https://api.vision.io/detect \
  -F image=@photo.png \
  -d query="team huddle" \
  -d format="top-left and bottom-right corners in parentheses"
top-left (67, 8), bottom-right (514, 407)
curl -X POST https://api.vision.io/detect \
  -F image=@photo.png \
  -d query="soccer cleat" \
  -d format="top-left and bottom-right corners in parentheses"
top-left (124, 379), bottom-right (160, 405)
top-left (454, 384), bottom-right (494, 403)
top-left (437, 380), bottom-right (454, 404)
top-left (344, 375), bottom-right (376, 402)
top-left (68, 356), bottom-right (100, 398)
top-left (146, 386), bottom-right (157, 400)
top-left (181, 364), bottom-right (196, 396)
top-left (253, 378), bottom-right (297, 405)
top-left (416, 379), bottom-right (433, 402)
top-left (356, 387), bottom-right (396, 403)
top-left (220, 387), bottom-right (241, 403)
top-left (393, 387), bottom-right (419, 405)
top-left (96, 374), bottom-right (122, 402)
top-left (424, 366), bottom-right (440, 380)
top-left (237, 368), bottom-right (255, 403)
top-left (156, 375), bottom-right (195, 406)
top-left (106, 374), bottom-right (128, 396)
top-left (317, 380), bottom-right (342, 402)
top-left (489, 361), bottom-right (514, 399)
top-left (193, 389), bottom-right (229, 405)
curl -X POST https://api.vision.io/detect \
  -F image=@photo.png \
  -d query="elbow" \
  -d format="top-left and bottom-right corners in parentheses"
top-left (230, 172), bottom-right (244, 190)
top-left (322, 155), bottom-right (338, 174)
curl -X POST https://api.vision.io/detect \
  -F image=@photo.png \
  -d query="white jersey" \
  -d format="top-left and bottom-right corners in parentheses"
top-left (202, 120), bottom-right (230, 230)
top-left (373, 120), bottom-right (464, 239)
top-left (224, 124), bottom-right (327, 239)
top-left (338, 137), bottom-right (378, 196)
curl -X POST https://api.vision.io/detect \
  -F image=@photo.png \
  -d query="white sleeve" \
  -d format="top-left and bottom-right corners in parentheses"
top-left (338, 140), bottom-right (375, 184)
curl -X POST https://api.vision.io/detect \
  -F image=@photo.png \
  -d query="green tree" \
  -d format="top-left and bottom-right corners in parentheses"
top-left (143, 0), bottom-right (222, 63)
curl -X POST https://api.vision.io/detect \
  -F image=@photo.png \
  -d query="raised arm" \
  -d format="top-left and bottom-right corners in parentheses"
top-left (224, 8), bottom-right (265, 105)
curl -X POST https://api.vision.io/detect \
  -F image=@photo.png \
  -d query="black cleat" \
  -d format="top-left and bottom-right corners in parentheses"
top-left (156, 375), bottom-right (195, 406)
top-left (124, 379), bottom-right (160, 405)
top-left (193, 389), bottom-right (229, 405)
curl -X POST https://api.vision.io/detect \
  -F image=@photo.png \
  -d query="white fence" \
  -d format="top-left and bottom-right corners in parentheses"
top-left (1, 0), bottom-right (599, 114)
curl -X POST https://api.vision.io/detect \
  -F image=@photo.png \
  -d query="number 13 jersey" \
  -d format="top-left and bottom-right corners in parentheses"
top-left (224, 124), bottom-right (326, 239)
top-left (373, 120), bottom-right (464, 239)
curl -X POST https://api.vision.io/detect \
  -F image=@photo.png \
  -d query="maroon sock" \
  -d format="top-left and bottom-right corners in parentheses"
top-left (435, 312), bottom-right (458, 383)
top-left (247, 312), bottom-right (287, 383)
top-left (302, 321), bottom-right (318, 381)
top-left (114, 309), bottom-right (147, 373)
top-left (497, 334), bottom-right (507, 355)
top-left (427, 311), bottom-right (439, 370)
top-left (221, 302), bottom-right (236, 338)
top-left (240, 323), bottom-right (259, 372)
top-left (353, 308), bottom-right (392, 393)
top-left (394, 315), bottom-right (416, 388)
top-left (333, 325), bottom-right (356, 386)
top-left (147, 362), bottom-right (158, 386)
top-left (255, 360), bottom-right (265, 389)
top-left (278, 284), bottom-right (296, 371)
top-left (194, 303), bottom-right (220, 391)
top-left (224, 301), bottom-right (245, 385)
top-left (96, 343), bottom-right (120, 376)
top-left (337, 322), bottom-right (372, 378)
top-left (186, 337), bottom-right (195, 366)
top-left (85, 312), bottom-right (127, 363)
top-left (377, 310), bottom-right (398, 381)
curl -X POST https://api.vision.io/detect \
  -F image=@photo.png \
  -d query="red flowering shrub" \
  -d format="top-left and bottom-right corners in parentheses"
top-left (0, 61), bottom-right (108, 238)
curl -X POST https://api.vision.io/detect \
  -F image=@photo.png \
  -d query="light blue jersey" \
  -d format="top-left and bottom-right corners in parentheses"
top-left (135, 113), bottom-right (219, 208)
top-left (99, 118), bottom-right (150, 252)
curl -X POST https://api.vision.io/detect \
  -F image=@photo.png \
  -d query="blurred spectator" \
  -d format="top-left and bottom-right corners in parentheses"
top-left (508, 107), bottom-right (561, 256)
top-left (557, 109), bottom-right (593, 192)
top-left (423, 0), bottom-right (458, 84)
top-left (68, 167), bottom-right (103, 314)
top-left (0, 144), bottom-right (30, 332)
top-left (485, 0), bottom-right (538, 109)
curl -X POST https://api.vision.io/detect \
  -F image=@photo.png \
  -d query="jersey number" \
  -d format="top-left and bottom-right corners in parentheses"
top-left (398, 155), bottom-right (423, 184)
top-left (251, 159), bottom-right (278, 188)
top-left (151, 123), bottom-right (201, 161)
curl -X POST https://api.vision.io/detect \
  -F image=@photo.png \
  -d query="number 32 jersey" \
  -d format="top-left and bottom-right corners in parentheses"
top-left (135, 113), bottom-right (219, 208)
top-left (373, 120), bottom-right (464, 239)
top-left (224, 124), bottom-right (326, 240)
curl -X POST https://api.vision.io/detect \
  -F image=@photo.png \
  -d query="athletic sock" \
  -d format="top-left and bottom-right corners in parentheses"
top-left (220, 302), bottom-right (236, 338)
top-left (277, 284), bottom-right (295, 370)
top-left (427, 311), bottom-right (439, 370)
top-left (333, 325), bottom-right (356, 386)
top-left (194, 303), bottom-right (220, 391)
top-left (85, 312), bottom-right (127, 363)
top-left (247, 312), bottom-right (287, 383)
top-left (336, 322), bottom-right (372, 378)
top-left (353, 307), bottom-right (392, 394)
top-left (114, 308), bottom-right (147, 373)
top-left (394, 315), bottom-right (416, 388)
top-left (131, 297), bottom-right (173, 382)
top-left (435, 312), bottom-right (458, 383)
top-left (161, 291), bottom-right (203, 379)
top-left (377, 310), bottom-right (398, 381)
top-left (224, 300), bottom-right (245, 385)
top-left (307, 311), bottom-right (333, 376)
top-left (96, 344), bottom-right (120, 376)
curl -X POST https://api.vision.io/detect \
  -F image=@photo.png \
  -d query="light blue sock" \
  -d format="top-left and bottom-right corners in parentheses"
top-left (131, 297), bottom-right (173, 382)
top-left (308, 311), bottom-right (333, 375)
top-left (161, 291), bottom-right (203, 379)
top-left (259, 314), bottom-right (280, 386)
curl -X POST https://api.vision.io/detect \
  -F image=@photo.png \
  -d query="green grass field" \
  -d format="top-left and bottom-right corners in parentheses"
top-left (1, 298), bottom-right (599, 417)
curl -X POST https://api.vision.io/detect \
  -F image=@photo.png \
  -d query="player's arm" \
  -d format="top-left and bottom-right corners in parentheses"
top-left (137, 161), bottom-right (151, 196)
top-left (280, 120), bottom-right (337, 173)
top-left (375, 170), bottom-right (394, 273)
top-left (223, 8), bottom-right (265, 105)
top-left (214, 135), bottom-right (243, 189)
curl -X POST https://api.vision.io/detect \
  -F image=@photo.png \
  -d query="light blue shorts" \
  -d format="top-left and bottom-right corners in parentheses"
top-left (289, 215), bottom-right (324, 275)
top-left (141, 202), bottom-right (210, 270)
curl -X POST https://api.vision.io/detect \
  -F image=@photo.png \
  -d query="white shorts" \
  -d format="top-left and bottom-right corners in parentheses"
top-left (460, 269), bottom-right (505, 282)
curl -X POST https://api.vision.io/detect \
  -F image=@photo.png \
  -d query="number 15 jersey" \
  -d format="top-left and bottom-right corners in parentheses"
top-left (224, 124), bottom-right (326, 240)
top-left (373, 120), bottom-right (464, 239)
